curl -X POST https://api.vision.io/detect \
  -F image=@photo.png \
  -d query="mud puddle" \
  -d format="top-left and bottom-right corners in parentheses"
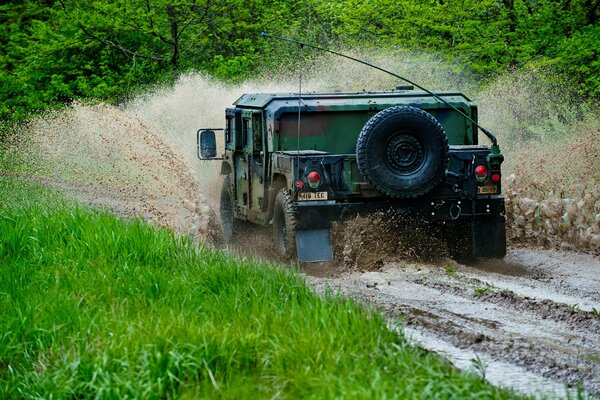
top-left (402, 327), bottom-right (580, 399)
top-left (306, 248), bottom-right (600, 397)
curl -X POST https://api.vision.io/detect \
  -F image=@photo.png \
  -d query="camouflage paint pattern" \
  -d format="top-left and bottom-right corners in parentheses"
top-left (223, 90), bottom-right (499, 225)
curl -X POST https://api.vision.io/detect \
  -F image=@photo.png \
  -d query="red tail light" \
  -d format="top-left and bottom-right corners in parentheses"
top-left (307, 171), bottom-right (321, 189)
top-left (474, 165), bottom-right (488, 183)
top-left (491, 173), bottom-right (501, 183)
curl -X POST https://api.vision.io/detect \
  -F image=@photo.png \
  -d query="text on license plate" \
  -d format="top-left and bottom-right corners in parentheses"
top-left (298, 191), bottom-right (328, 201)
top-left (477, 185), bottom-right (498, 194)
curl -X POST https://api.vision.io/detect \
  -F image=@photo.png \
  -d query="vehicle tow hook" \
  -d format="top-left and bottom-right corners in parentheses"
top-left (450, 203), bottom-right (461, 220)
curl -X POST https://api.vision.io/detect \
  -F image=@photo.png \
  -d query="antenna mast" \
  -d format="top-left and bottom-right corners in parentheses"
top-left (261, 32), bottom-right (499, 147)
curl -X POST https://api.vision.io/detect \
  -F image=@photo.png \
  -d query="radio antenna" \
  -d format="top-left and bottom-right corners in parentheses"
top-left (296, 46), bottom-right (303, 199)
top-left (261, 32), bottom-right (498, 147)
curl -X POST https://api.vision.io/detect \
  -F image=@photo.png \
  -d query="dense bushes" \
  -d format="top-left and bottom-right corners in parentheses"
top-left (1, 0), bottom-right (598, 125)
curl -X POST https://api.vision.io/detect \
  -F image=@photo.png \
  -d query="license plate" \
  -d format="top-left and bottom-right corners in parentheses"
top-left (477, 185), bottom-right (498, 194)
top-left (298, 191), bottom-right (328, 201)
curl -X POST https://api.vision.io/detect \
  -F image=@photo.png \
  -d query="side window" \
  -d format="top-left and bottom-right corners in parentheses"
top-left (252, 114), bottom-right (262, 155)
top-left (225, 116), bottom-right (232, 149)
top-left (234, 111), bottom-right (243, 150)
top-left (242, 118), bottom-right (250, 148)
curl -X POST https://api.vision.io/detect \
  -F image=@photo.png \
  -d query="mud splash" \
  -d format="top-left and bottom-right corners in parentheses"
top-left (19, 102), bottom-right (219, 241)
top-left (477, 71), bottom-right (600, 255)
top-left (503, 129), bottom-right (600, 254)
top-left (4, 52), bottom-right (599, 255)
top-left (331, 212), bottom-right (448, 271)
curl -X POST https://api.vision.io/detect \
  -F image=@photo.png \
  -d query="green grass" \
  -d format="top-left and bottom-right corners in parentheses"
top-left (0, 177), bottom-right (519, 399)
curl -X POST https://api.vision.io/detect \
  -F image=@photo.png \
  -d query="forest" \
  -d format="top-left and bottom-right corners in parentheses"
top-left (1, 0), bottom-right (599, 125)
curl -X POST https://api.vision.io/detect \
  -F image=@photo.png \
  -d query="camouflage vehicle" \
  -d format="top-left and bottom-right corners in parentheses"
top-left (198, 87), bottom-right (506, 262)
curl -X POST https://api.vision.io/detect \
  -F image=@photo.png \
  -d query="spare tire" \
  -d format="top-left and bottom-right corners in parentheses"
top-left (356, 106), bottom-right (449, 198)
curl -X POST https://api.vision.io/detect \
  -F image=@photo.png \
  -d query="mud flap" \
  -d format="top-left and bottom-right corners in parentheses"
top-left (295, 229), bottom-right (333, 262)
top-left (472, 218), bottom-right (506, 258)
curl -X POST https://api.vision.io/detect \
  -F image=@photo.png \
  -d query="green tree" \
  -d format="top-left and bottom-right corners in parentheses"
top-left (1, 0), bottom-right (598, 127)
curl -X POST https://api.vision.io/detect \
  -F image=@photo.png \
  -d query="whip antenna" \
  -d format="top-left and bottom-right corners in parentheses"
top-left (261, 32), bottom-right (498, 146)
top-left (296, 48), bottom-right (303, 198)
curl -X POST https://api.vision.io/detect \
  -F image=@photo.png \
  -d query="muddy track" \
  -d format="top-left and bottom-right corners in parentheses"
top-left (307, 249), bottom-right (600, 398)
top-left (22, 174), bottom-right (600, 398)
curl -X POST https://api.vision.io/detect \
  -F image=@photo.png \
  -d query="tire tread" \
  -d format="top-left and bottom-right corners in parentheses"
top-left (356, 106), bottom-right (449, 198)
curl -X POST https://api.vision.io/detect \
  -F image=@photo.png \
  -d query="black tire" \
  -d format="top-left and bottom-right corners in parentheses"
top-left (356, 106), bottom-right (449, 198)
top-left (220, 175), bottom-right (244, 243)
top-left (272, 187), bottom-right (297, 258)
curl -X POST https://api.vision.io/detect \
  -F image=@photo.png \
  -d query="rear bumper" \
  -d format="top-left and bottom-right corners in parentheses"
top-left (295, 195), bottom-right (505, 229)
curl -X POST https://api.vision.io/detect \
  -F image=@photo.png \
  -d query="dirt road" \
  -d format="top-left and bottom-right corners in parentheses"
top-left (34, 177), bottom-right (599, 398)
top-left (307, 248), bottom-right (600, 398)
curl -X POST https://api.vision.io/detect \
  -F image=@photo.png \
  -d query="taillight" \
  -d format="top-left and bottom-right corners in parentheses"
top-left (491, 173), bottom-right (501, 183)
top-left (307, 171), bottom-right (321, 189)
top-left (474, 165), bottom-right (488, 183)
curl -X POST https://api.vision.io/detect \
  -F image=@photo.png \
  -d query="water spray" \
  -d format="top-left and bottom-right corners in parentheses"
top-left (261, 32), bottom-right (499, 148)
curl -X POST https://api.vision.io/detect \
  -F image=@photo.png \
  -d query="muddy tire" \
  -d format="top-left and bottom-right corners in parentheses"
top-left (220, 175), bottom-right (245, 243)
top-left (356, 106), bottom-right (449, 198)
top-left (272, 187), bottom-right (297, 258)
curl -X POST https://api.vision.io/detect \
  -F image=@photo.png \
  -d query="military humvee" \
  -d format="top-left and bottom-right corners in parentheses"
top-left (198, 87), bottom-right (506, 262)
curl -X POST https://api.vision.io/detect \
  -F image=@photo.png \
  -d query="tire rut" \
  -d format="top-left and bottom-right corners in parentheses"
top-left (307, 249), bottom-right (600, 397)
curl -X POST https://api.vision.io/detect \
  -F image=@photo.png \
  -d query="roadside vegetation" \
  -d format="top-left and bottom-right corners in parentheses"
top-left (1, 0), bottom-right (598, 126)
top-left (0, 177), bottom-right (520, 398)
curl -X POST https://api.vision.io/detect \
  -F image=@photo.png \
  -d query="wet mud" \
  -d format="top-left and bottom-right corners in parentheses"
top-left (307, 249), bottom-right (600, 397)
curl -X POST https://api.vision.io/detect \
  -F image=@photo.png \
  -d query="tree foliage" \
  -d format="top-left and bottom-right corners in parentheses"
top-left (1, 0), bottom-right (598, 124)
top-left (315, 0), bottom-right (599, 86)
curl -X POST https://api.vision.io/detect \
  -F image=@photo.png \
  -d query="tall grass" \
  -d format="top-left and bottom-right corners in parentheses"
top-left (0, 177), bottom-right (518, 398)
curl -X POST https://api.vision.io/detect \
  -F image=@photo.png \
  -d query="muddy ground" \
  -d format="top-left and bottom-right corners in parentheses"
top-left (307, 248), bottom-right (600, 398)
top-left (213, 215), bottom-right (600, 398)
top-left (41, 179), bottom-right (600, 398)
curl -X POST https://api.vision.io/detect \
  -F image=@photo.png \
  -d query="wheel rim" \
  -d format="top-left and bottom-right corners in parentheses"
top-left (385, 133), bottom-right (424, 173)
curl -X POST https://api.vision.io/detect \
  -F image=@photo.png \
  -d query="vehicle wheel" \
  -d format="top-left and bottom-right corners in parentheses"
top-left (356, 106), bottom-right (449, 198)
top-left (220, 175), bottom-right (244, 243)
top-left (272, 187), bottom-right (297, 258)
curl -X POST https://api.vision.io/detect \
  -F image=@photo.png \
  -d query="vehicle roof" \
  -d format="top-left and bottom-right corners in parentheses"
top-left (233, 90), bottom-right (472, 109)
